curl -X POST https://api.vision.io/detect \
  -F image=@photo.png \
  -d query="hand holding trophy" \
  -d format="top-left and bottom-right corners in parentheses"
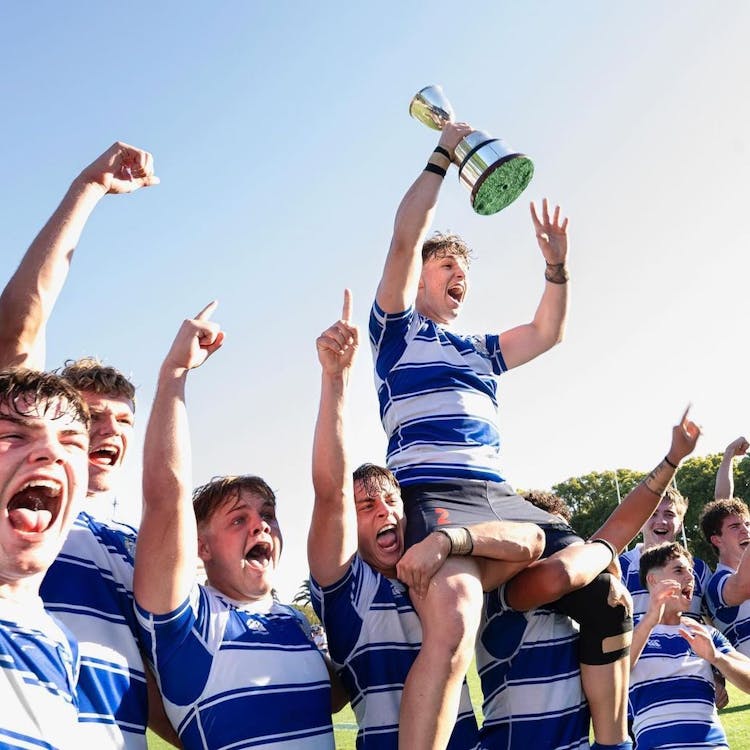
top-left (410, 85), bottom-right (534, 215)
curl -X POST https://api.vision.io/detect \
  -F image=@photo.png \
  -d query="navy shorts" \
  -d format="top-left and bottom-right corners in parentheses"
top-left (400, 479), bottom-right (580, 556)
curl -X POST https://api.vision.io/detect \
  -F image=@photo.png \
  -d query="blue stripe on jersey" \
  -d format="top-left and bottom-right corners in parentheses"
top-left (620, 546), bottom-right (711, 620)
top-left (705, 564), bottom-right (750, 657)
top-left (477, 588), bottom-right (590, 750)
top-left (311, 556), bottom-right (479, 749)
top-left (629, 621), bottom-right (730, 749)
top-left (370, 301), bottom-right (506, 486)
top-left (40, 511), bottom-right (148, 748)
top-left (0, 599), bottom-right (80, 750)
top-left (136, 585), bottom-right (334, 749)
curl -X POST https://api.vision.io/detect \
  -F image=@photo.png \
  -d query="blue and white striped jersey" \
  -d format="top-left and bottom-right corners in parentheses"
top-left (629, 620), bottom-right (730, 749)
top-left (705, 563), bottom-right (750, 657)
top-left (136, 584), bottom-right (334, 750)
top-left (369, 302), bottom-right (507, 486)
top-left (40, 510), bottom-right (147, 749)
top-left (620, 544), bottom-right (711, 620)
top-left (476, 586), bottom-right (589, 750)
top-left (0, 597), bottom-right (80, 750)
top-left (310, 555), bottom-right (479, 749)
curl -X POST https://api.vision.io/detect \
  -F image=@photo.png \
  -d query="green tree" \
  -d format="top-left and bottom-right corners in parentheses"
top-left (552, 468), bottom-right (645, 541)
top-left (547, 454), bottom-right (750, 567)
top-left (292, 577), bottom-right (321, 626)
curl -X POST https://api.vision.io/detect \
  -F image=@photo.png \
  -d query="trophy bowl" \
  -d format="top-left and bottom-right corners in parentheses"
top-left (410, 86), bottom-right (534, 215)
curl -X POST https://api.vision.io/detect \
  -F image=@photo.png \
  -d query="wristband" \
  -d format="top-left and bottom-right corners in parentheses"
top-left (436, 527), bottom-right (474, 555)
top-left (424, 163), bottom-right (447, 178)
top-left (664, 455), bottom-right (678, 469)
top-left (545, 262), bottom-right (569, 284)
top-left (434, 145), bottom-right (451, 160)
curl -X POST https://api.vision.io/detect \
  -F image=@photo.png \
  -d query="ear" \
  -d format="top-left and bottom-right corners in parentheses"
top-left (197, 534), bottom-right (212, 562)
top-left (710, 533), bottom-right (722, 550)
top-left (646, 571), bottom-right (657, 588)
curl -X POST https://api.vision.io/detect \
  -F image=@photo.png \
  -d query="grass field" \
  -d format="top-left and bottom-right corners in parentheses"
top-left (147, 662), bottom-right (750, 748)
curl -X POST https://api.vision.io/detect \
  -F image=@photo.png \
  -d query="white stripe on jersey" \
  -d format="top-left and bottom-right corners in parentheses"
top-left (0, 597), bottom-right (80, 750)
top-left (370, 302), bottom-right (507, 486)
top-left (629, 621), bottom-right (730, 749)
top-left (40, 510), bottom-right (148, 750)
top-left (311, 555), bottom-right (478, 749)
top-left (705, 563), bottom-right (750, 657)
top-left (476, 587), bottom-right (589, 750)
top-left (136, 584), bottom-right (334, 750)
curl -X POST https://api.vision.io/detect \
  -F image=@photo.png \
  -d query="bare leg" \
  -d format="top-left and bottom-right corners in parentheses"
top-left (582, 658), bottom-right (629, 744)
top-left (399, 556), bottom-right (483, 750)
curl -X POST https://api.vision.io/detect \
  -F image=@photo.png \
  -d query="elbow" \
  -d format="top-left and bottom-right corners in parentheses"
top-left (524, 526), bottom-right (546, 562)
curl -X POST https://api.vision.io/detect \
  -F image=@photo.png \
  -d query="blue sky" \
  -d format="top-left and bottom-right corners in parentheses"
top-left (2, 2), bottom-right (749, 597)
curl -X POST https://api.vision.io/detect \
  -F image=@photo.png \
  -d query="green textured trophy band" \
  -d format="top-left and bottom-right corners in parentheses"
top-left (471, 155), bottom-right (535, 216)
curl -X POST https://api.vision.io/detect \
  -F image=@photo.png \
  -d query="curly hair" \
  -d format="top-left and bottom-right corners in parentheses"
top-left (59, 357), bottom-right (136, 409)
top-left (700, 498), bottom-right (750, 553)
top-left (421, 232), bottom-right (473, 266)
top-left (639, 541), bottom-right (693, 588)
top-left (0, 368), bottom-right (90, 428)
top-left (522, 490), bottom-right (572, 523)
top-left (193, 474), bottom-right (276, 527)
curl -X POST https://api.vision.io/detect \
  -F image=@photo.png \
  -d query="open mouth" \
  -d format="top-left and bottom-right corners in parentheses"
top-left (89, 444), bottom-right (120, 468)
top-left (244, 540), bottom-right (272, 569)
top-left (447, 285), bottom-right (464, 304)
top-left (681, 585), bottom-right (694, 600)
top-left (740, 539), bottom-right (750, 549)
top-left (376, 524), bottom-right (399, 551)
top-left (7, 480), bottom-right (62, 533)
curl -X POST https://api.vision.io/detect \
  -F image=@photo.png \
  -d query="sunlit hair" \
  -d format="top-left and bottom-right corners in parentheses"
top-left (421, 232), bottom-right (473, 266)
top-left (700, 498), bottom-right (750, 553)
top-left (193, 475), bottom-right (276, 526)
top-left (0, 369), bottom-right (90, 428)
top-left (522, 489), bottom-right (571, 523)
top-left (662, 486), bottom-right (689, 518)
top-left (639, 541), bottom-right (693, 588)
top-left (353, 463), bottom-right (400, 496)
top-left (59, 357), bottom-right (136, 409)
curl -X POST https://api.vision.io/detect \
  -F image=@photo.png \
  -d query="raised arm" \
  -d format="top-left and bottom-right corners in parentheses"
top-left (716, 544), bottom-right (750, 607)
top-left (134, 303), bottom-right (223, 615)
top-left (505, 409), bottom-right (700, 612)
top-left (0, 142), bottom-right (158, 369)
top-left (308, 290), bottom-right (361, 586)
top-left (592, 408), bottom-right (701, 553)
top-left (375, 123), bottom-right (471, 314)
top-left (715, 436), bottom-right (748, 500)
top-left (498, 199), bottom-right (569, 370)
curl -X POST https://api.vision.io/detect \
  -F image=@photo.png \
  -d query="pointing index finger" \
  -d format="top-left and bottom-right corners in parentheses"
top-left (196, 300), bottom-right (218, 321)
top-left (342, 289), bottom-right (353, 323)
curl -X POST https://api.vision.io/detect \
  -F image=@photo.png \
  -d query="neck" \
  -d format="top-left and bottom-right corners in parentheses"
top-left (0, 576), bottom-right (43, 605)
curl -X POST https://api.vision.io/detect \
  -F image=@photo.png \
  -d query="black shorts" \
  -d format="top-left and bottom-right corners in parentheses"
top-left (400, 479), bottom-right (580, 555)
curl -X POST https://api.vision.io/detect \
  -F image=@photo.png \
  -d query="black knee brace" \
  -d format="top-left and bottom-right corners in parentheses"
top-left (554, 572), bottom-right (633, 665)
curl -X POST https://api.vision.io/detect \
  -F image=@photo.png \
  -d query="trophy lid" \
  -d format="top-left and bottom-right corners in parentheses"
top-left (409, 85), bottom-right (455, 130)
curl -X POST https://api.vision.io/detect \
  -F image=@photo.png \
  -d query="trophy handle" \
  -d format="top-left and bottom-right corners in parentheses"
top-left (409, 85), bottom-right (455, 131)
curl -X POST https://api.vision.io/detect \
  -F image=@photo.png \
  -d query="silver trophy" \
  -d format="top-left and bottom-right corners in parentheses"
top-left (409, 85), bottom-right (534, 215)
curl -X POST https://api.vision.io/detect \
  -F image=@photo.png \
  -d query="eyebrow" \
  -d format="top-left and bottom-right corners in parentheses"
top-left (0, 415), bottom-right (86, 436)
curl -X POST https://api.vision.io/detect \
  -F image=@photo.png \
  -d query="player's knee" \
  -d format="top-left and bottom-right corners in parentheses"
top-left (576, 573), bottom-right (633, 665)
top-left (419, 570), bottom-right (482, 661)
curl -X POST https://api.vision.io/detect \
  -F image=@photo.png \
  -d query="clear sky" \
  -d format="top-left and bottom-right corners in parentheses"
top-left (1, 2), bottom-right (749, 598)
